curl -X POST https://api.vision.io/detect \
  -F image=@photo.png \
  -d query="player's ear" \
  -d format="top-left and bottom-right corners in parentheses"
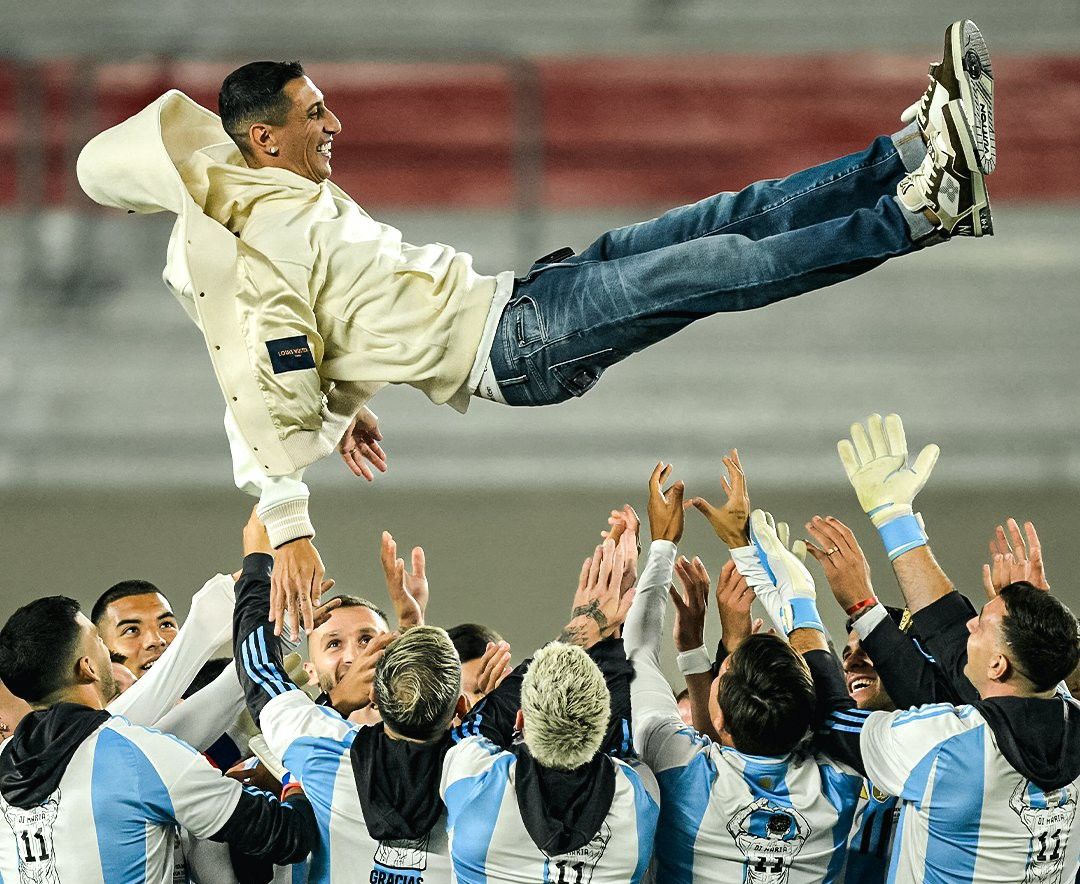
top-left (990, 650), bottom-right (1011, 684)
top-left (74, 654), bottom-right (98, 685)
top-left (455, 694), bottom-right (469, 720)
top-left (514, 708), bottom-right (525, 736)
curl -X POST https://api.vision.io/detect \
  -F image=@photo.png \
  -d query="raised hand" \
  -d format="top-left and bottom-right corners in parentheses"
top-left (749, 509), bottom-right (820, 636)
top-left (715, 560), bottom-right (756, 653)
top-left (647, 462), bottom-right (685, 543)
top-left (669, 556), bottom-right (710, 652)
top-left (380, 531), bottom-right (429, 630)
top-left (686, 449), bottom-right (751, 547)
top-left (474, 641), bottom-right (513, 700)
top-left (271, 540), bottom-right (331, 641)
top-left (983, 518), bottom-right (1049, 598)
top-left (603, 504), bottom-right (641, 594)
top-left (804, 516), bottom-right (876, 614)
top-left (339, 406), bottom-right (388, 481)
top-left (560, 539), bottom-right (632, 648)
top-left (838, 413), bottom-right (938, 528)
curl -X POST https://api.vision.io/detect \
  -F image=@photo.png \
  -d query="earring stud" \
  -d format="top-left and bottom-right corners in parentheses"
top-left (269, 147), bottom-right (279, 156)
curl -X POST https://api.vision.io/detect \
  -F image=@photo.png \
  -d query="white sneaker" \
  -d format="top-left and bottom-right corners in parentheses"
top-left (902, 19), bottom-right (995, 174)
top-left (897, 100), bottom-right (992, 237)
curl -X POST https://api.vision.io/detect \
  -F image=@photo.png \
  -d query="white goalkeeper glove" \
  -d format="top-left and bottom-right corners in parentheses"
top-left (838, 413), bottom-right (939, 560)
top-left (732, 510), bottom-right (823, 636)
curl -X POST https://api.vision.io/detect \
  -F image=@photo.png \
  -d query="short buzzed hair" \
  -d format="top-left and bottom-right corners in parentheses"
top-left (521, 643), bottom-right (610, 770)
top-left (324, 594), bottom-right (390, 629)
top-left (219, 61), bottom-right (305, 154)
top-left (91, 580), bottom-right (166, 628)
top-left (374, 627), bottom-right (461, 742)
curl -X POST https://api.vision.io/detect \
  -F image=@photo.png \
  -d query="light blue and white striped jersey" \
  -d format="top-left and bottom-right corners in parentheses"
top-left (625, 541), bottom-right (862, 884)
top-left (0, 716), bottom-right (242, 884)
top-left (260, 689), bottom-right (453, 884)
top-left (841, 782), bottom-right (899, 884)
top-left (440, 735), bottom-right (659, 884)
top-left (855, 703), bottom-right (1080, 883)
top-left (637, 717), bottom-right (862, 884)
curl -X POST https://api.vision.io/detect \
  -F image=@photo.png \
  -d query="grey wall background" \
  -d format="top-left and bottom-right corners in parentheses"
top-left (1, 0), bottom-right (1078, 679)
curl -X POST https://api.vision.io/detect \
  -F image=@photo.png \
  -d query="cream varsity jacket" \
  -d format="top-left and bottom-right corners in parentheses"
top-left (77, 91), bottom-right (506, 544)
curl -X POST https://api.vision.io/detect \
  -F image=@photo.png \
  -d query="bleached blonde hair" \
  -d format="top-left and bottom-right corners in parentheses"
top-left (374, 626), bottom-right (461, 741)
top-left (520, 643), bottom-right (610, 770)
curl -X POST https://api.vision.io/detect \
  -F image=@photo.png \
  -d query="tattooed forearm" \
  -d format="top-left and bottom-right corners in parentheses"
top-left (559, 621), bottom-right (592, 646)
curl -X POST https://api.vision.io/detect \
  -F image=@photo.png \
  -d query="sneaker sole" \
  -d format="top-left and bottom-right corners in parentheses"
top-left (951, 19), bottom-right (996, 174)
top-left (943, 102), bottom-right (992, 236)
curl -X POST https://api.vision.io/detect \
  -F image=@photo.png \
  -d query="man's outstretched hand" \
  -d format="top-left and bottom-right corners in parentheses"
top-left (272, 537), bottom-right (327, 641)
top-left (685, 448), bottom-right (751, 548)
top-left (380, 531), bottom-right (429, 630)
top-left (339, 406), bottom-right (388, 481)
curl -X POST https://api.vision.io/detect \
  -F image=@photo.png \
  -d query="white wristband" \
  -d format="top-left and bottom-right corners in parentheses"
top-left (676, 645), bottom-right (713, 676)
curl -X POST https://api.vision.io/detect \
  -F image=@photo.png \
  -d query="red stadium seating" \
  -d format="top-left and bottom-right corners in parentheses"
top-left (0, 62), bottom-right (16, 205)
top-left (6, 54), bottom-right (1080, 209)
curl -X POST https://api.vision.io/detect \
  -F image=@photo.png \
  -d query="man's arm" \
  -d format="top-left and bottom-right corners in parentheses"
top-left (623, 461), bottom-right (696, 766)
top-left (152, 661), bottom-right (245, 751)
top-left (108, 573), bottom-right (235, 723)
top-left (668, 555), bottom-right (721, 742)
top-left (122, 718), bottom-right (317, 867)
top-left (836, 413), bottom-right (942, 613)
top-left (747, 510), bottom-right (869, 775)
top-left (804, 514), bottom-right (958, 708)
top-left (457, 533), bottom-right (634, 749)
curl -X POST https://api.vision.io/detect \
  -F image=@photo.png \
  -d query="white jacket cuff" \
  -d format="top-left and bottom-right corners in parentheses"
top-left (260, 496), bottom-right (315, 548)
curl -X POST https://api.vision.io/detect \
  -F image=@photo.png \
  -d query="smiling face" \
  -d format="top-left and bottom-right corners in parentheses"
top-left (841, 631), bottom-right (896, 712)
top-left (97, 593), bottom-right (177, 678)
top-left (304, 604), bottom-right (389, 694)
top-left (253, 76), bottom-right (341, 183)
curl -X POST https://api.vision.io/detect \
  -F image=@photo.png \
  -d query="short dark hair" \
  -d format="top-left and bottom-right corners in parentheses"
top-left (447, 623), bottom-right (503, 664)
top-left (91, 580), bottom-right (166, 628)
top-left (718, 633), bottom-right (816, 756)
top-left (219, 61), bottom-right (305, 150)
top-left (325, 594), bottom-right (389, 627)
top-left (0, 597), bottom-right (84, 703)
top-left (999, 582), bottom-right (1080, 692)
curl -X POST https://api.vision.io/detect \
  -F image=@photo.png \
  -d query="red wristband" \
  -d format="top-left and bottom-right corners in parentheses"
top-left (845, 597), bottom-right (879, 618)
top-left (281, 781), bottom-right (303, 801)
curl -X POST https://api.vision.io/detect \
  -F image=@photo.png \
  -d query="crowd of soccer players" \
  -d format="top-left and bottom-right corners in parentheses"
top-left (1, 411), bottom-right (1078, 884)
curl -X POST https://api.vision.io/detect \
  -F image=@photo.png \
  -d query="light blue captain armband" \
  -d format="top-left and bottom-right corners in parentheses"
top-left (784, 598), bottom-right (826, 635)
top-left (876, 513), bottom-right (928, 561)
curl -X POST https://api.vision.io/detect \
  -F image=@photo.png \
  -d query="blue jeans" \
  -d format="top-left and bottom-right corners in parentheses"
top-left (489, 132), bottom-right (926, 406)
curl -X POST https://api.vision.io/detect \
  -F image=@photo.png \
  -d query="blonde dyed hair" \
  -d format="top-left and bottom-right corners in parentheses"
top-left (521, 643), bottom-right (610, 770)
top-left (374, 626), bottom-right (461, 741)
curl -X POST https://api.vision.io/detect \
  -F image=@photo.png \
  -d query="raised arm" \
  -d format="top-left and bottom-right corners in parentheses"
top-left (461, 530), bottom-right (636, 749)
top-left (747, 510), bottom-right (869, 776)
top-left (804, 515), bottom-right (956, 708)
top-left (624, 463), bottom-right (684, 744)
top-left (836, 414), bottom-right (984, 703)
top-left (836, 413), bottom-right (945, 613)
